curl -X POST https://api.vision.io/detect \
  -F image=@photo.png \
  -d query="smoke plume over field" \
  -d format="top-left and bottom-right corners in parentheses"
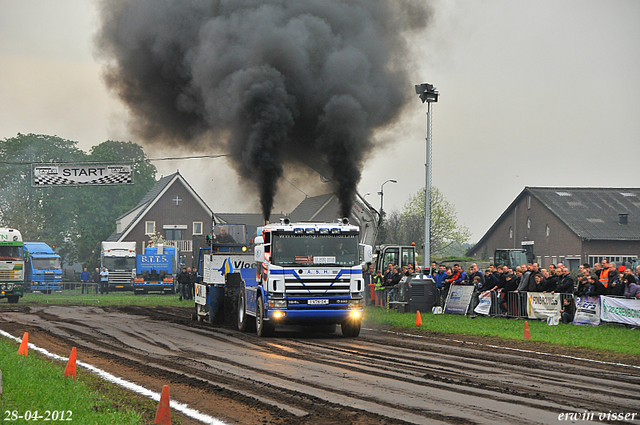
top-left (96, 0), bottom-right (430, 220)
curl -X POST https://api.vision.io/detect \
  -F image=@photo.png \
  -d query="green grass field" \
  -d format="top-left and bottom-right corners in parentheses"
top-left (0, 338), bottom-right (167, 424)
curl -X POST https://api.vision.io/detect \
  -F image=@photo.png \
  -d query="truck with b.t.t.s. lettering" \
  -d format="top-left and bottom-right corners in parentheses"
top-left (134, 245), bottom-right (180, 294)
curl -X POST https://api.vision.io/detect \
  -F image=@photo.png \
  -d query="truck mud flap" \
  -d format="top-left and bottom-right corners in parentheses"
top-left (224, 272), bottom-right (243, 328)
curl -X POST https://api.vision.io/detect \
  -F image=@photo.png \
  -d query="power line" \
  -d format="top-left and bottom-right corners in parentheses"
top-left (0, 154), bottom-right (229, 166)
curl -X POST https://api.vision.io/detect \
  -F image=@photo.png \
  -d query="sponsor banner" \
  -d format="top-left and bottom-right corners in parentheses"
top-left (32, 163), bottom-right (133, 186)
top-left (195, 283), bottom-right (207, 305)
top-left (573, 296), bottom-right (601, 326)
top-left (203, 254), bottom-right (256, 285)
top-left (444, 285), bottom-right (474, 315)
top-left (474, 291), bottom-right (492, 316)
top-left (600, 296), bottom-right (640, 326)
top-left (527, 292), bottom-right (561, 319)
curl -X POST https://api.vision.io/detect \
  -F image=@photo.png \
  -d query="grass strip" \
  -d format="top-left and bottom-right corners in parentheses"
top-left (0, 338), bottom-right (180, 424)
top-left (364, 306), bottom-right (640, 356)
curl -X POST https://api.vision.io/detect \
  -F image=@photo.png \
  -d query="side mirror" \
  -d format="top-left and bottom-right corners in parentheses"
top-left (361, 244), bottom-right (373, 264)
top-left (254, 244), bottom-right (265, 262)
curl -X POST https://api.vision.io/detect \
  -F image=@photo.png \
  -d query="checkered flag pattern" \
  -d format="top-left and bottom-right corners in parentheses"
top-left (33, 173), bottom-right (133, 186)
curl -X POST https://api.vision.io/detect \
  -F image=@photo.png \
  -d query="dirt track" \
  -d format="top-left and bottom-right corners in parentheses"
top-left (1, 304), bottom-right (639, 424)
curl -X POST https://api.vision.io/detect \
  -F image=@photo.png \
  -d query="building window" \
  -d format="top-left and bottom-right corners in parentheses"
top-left (172, 195), bottom-right (182, 206)
top-left (145, 221), bottom-right (155, 235)
top-left (527, 217), bottom-right (531, 230)
top-left (509, 227), bottom-right (513, 239)
top-left (165, 228), bottom-right (184, 240)
top-left (527, 196), bottom-right (531, 209)
top-left (193, 222), bottom-right (203, 235)
top-left (545, 224), bottom-right (550, 237)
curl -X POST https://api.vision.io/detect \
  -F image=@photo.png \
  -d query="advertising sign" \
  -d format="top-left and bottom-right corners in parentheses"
top-left (573, 296), bottom-right (601, 326)
top-left (32, 163), bottom-right (133, 186)
top-left (474, 291), bottom-right (492, 315)
top-left (527, 292), bottom-right (561, 320)
top-left (202, 254), bottom-right (256, 285)
top-left (444, 285), bottom-right (474, 315)
top-left (600, 296), bottom-right (640, 326)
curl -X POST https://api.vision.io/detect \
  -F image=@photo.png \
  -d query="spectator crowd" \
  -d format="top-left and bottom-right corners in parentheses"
top-left (364, 259), bottom-right (640, 323)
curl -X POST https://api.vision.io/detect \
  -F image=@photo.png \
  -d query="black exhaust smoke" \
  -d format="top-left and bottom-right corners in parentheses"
top-left (95, 0), bottom-right (430, 220)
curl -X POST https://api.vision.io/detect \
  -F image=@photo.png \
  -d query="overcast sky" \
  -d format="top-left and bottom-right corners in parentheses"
top-left (1, 0), bottom-right (638, 242)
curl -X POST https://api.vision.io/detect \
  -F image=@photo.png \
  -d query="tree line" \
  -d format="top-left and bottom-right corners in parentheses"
top-left (377, 186), bottom-right (472, 259)
top-left (0, 133), bottom-right (156, 268)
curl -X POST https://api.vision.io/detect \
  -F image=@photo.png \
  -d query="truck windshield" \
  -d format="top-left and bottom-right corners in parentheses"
top-left (271, 234), bottom-right (359, 266)
top-left (32, 258), bottom-right (61, 270)
top-left (0, 245), bottom-right (23, 260)
top-left (103, 257), bottom-right (136, 270)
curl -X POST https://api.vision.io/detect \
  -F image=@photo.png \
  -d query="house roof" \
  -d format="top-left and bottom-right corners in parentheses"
top-left (468, 187), bottom-right (640, 254)
top-left (527, 187), bottom-right (640, 240)
top-left (289, 193), bottom-right (340, 223)
top-left (108, 171), bottom-right (216, 242)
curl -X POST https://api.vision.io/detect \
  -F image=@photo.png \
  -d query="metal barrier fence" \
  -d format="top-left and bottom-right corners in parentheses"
top-left (26, 281), bottom-right (100, 303)
top-left (375, 286), bottom-right (576, 321)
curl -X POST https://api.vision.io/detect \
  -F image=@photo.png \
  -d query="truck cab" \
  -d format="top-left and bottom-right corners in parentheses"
top-left (134, 245), bottom-right (179, 294)
top-left (23, 242), bottom-right (62, 293)
top-left (0, 228), bottom-right (24, 303)
top-left (237, 218), bottom-right (372, 337)
top-left (494, 249), bottom-right (529, 269)
top-left (101, 241), bottom-right (136, 291)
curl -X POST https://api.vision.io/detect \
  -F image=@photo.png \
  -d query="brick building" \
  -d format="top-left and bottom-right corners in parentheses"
top-left (466, 187), bottom-right (640, 270)
top-left (107, 172), bottom-right (216, 265)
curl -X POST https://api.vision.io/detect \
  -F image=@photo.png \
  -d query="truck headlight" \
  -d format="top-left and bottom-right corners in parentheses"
top-left (348, 299), bottom-right (363, 308)
top-left (269, 299), bottom-right (287, 309)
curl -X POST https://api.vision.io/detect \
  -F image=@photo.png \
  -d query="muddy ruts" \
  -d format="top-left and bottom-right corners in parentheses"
top-left (95, 0), bottom-right (431, 220)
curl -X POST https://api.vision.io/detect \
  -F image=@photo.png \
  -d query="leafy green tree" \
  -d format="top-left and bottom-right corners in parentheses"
top-left (379, 187), bottom-right (471, 258)
top-left (0, 134), bottom-right (156, 268)
top-left (0, 134), bottom-right (85, 257)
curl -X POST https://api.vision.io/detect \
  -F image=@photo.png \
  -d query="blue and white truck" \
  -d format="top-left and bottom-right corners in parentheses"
top-left (237, 218), bottom-right (371, 337)
top-left (134, 245), bottom-right (180, 294)
top-left (23, 242), bottom-right (62, 293)
top-left (194, 224), bottom-right (253, 322)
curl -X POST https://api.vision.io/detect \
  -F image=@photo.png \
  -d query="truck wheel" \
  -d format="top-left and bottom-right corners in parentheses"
top-left (256, 296), bottom-right (274, 337)
top-left (237, 290), bottom-right (255, 332)
top-left (341, 319), bottom-right (361, 337)
top-left (7, 295), bottom-right (19, 304)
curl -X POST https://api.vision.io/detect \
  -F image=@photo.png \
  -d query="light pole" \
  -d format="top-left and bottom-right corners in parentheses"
top-left (415, 83), bottom-right (439, 274)
top-left (378, 179), bottom-right (397, 215)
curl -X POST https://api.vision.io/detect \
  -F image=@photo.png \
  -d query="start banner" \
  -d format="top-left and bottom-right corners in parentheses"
top-left (600, 296), bottom-right (640, 326)
top-left (527, 292), bottom-right (561, 320)
top-left (573, 296), bottom-right (601, 326)
top-left (32, 163), bottom-right (133, 186)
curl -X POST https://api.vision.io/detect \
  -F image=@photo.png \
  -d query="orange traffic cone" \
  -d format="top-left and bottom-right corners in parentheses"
top-left (154, 385), bottom-right (171, 425)
top-left (416, 310), bottom-right (423, 327)
top-left (64, 347), bottom-right (77, 380)
top-left (17, 332), bottom-right (28, 356)
top-left (524, 321), bottom-right (531, 340)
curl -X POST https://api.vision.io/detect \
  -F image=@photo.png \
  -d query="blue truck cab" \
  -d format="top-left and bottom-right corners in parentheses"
top-left (236, 218), bottom-right (373, 337)
top-left (23, 242), bottom-right (62, 292)
top-left (134, 245), bottom-right (179, 294)
top-left (194, 224), bottom-right (253, 323)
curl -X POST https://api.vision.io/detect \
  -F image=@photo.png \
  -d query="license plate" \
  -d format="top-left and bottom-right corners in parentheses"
top-left (308, 299), bottom-right (329, 305)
